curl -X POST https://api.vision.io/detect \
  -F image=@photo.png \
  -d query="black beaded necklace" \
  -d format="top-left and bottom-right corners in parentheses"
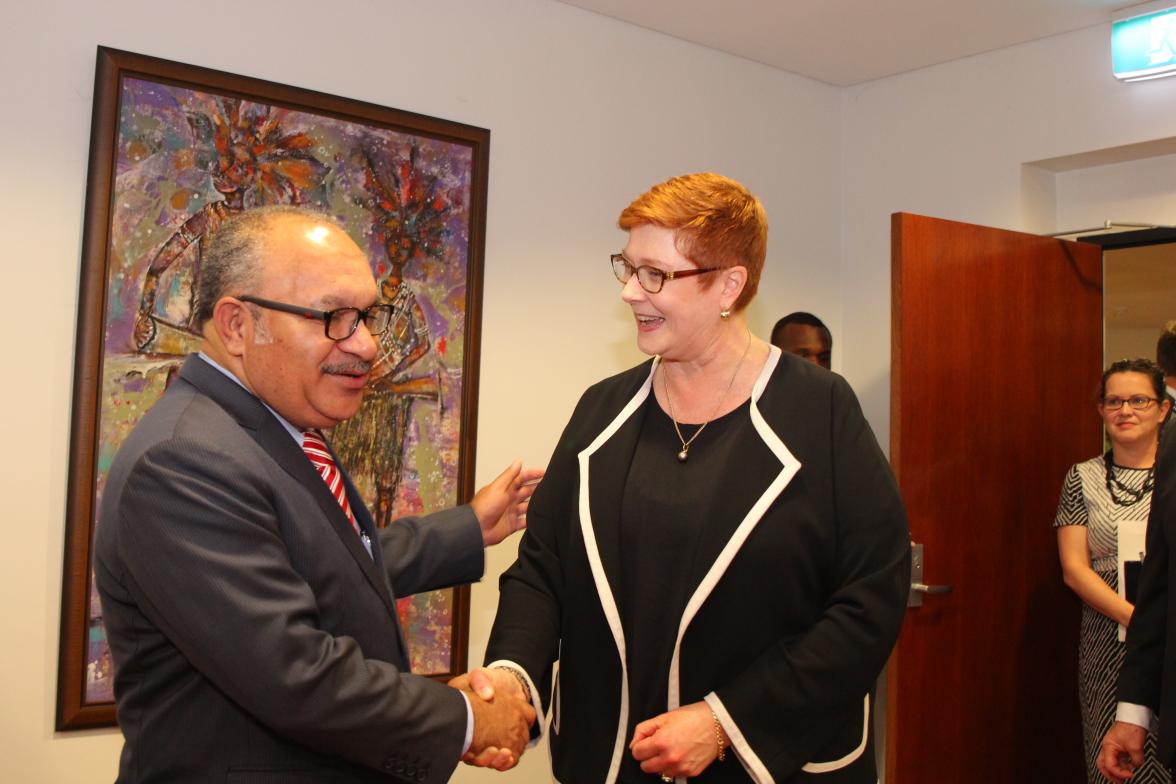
top-left (1103, 450), bottom-right (1155, 507)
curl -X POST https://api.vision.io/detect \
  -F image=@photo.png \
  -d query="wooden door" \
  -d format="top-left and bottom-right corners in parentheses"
top-left (887, 213), bottom-right (1102, 782)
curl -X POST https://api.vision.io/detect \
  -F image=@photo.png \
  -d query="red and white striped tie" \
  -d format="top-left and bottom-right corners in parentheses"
top-left (302, 430), bottom-right (361, 536)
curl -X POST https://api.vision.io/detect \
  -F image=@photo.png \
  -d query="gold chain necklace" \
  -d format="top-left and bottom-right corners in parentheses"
top-left (662, 329), bottom-right (752, 463)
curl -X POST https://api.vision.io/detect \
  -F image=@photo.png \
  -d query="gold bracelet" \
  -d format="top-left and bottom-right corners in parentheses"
top-left (712, 710), bottom-right (726, 762)
top-left (492, 665), bottom-right (533, 705)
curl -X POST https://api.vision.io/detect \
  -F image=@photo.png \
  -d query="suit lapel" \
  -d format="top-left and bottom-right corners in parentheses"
top-left (268, 422), bottom-right (399, 618)
top-left (177, 355), bottom-right (398, 618)
top-left (575, 361), bottom-right (656, 784)
top-left (336, 465), bottom-right (410, 657)
top-left (572, 350), bottom-right (806, 715)
top-left (578, 362), bottom-right (656, 622)
top-left (667, 347), bottom-right (802, 708)
top-left (586, 403), bottom-right (647, 614)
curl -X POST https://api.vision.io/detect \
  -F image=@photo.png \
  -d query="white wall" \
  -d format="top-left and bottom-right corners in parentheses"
top-left (0, 0), bottom-right (842, 780)
top-left (842, 25), bottom-right (1176, 446)
top-left (1105, 326), bottom-right (1160, 368)
top-left (1055, 151), bottom-right (1176, 231)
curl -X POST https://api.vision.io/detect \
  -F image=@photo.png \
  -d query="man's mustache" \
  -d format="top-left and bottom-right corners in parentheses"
top-left (321, 360), bottom-right (373, 375)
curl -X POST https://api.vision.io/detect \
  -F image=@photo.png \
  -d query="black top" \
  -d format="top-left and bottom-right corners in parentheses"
top-left (618, 396), bottom-right (755, 782)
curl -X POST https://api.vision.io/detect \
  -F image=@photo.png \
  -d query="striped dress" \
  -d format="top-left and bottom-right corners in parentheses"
top-left (1055, 456), bottom-right (1170, 784)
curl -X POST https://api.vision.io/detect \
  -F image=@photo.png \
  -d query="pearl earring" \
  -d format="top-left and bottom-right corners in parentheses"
top-left (720, 309), bottom-right (731, 320)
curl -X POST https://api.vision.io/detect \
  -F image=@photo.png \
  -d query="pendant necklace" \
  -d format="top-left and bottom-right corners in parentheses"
top-left (662, 329), bottom-right (752, 463)
top-left (1103, 450), bottom-right (1155, 507)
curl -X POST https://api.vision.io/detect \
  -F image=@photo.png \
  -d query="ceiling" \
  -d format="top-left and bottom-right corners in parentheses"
top-left (556, 0), bottom-right (1141, 86)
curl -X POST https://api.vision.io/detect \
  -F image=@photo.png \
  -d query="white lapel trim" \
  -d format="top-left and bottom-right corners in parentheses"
top-left (801, 694), bottom-right (870, 772)
top-left (706, 693), bottom-right (774, 784)
top-left (668, 347), bottom-right (801, 712)
top-left (577, 360), bottom-right (658, 784)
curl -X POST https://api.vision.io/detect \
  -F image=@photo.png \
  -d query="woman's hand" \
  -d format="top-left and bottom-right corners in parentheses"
top-left (1057, 526), bottom-right (1135, 626)
top-left (630, 702), bottom-right (729, 779)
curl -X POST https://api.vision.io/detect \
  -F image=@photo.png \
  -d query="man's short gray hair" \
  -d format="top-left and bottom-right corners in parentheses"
top-left (195, 205), bottom-right (337, 326)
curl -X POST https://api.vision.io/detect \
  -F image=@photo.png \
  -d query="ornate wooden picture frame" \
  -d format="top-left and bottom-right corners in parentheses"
top-left (57, 46), bottom-right (489, 730)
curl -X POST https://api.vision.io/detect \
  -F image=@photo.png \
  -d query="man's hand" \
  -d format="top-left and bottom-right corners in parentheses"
top-left (1098, 721), bottom-right (1147, 783)
top-left (450, 669), bottom-right (535, 770)
top-left (448, 667), bottom-right (526, 703)
top-left (630, 702), bottom-right (728, 779)
top-left (470, 460), bottom-right (544, 546)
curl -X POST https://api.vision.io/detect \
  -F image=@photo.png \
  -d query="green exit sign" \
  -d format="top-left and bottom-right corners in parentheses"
top-left (1113, 5), bottom-right (1176, 81)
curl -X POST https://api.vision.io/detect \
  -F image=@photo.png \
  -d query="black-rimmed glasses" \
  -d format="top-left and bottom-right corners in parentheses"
top-left (1102, 395), bottom-right (1160, 411)
top-left (610, 253), bottom-right (718, 294)
top-left (238, 295), bottom-right (395, 341)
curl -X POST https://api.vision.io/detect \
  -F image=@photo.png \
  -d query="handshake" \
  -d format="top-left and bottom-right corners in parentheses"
top-left (449, 666), bottom-right (537, 771)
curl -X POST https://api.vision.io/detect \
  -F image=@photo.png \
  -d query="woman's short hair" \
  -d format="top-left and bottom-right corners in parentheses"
top-left (618, 173), bottom-right (767, 311)
top-left (1101, 357), bottom-right (1167, 401)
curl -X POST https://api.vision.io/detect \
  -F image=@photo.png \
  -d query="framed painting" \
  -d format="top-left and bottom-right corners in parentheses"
top-left (57, 47), bottom-right (489, 730)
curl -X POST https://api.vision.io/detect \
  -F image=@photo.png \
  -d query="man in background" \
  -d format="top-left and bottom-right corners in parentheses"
top-left (1157, 320), bottom-right (1176, 402)
top-left (771, 311), bottom-right (832, 369)
top-left (96, 206), bottom-right (537, 782)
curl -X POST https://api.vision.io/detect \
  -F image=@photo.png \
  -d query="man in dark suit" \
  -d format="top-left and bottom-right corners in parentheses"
top-left (1099, 418), bottom-right (1176, 782)
top-left (95, 205), bottom-right (537, 783)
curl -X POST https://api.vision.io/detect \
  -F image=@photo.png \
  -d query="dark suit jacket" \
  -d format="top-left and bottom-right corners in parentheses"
top-left (485, 348), bottom-right (910, 783)
top-left (95, 355), bottom-right (484, 784)
top-left (1120, 428), bottom-right (1176, 767)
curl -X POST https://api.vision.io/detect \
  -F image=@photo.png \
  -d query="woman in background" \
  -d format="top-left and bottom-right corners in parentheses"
top-left (1056, 358), bottom-right (1172, 784)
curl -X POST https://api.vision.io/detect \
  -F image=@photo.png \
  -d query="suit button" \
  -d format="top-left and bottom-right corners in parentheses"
top-left (383, 759), bottom-right (395, 771)
top-left (414, 771), bottom-right (426, 782)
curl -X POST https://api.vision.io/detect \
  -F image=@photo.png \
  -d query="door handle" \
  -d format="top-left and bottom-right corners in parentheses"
top-left (908, 542), bottom-right (953, 607)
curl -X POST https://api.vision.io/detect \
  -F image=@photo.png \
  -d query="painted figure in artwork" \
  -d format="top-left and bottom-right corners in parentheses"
top-left (132, 97), bottom-right (326, 354)
top-left (332, 145), bottom-right (452, 528)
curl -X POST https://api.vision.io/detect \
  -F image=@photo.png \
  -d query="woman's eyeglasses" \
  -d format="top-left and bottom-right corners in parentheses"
top-left (1102, 395), bottom-right (1160, 411)
top-left (610, 253), bottom-right (717, 294)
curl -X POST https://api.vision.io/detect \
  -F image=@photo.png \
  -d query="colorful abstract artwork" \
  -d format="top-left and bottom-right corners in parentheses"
top-left (58, 48), bottom-right (489, 729)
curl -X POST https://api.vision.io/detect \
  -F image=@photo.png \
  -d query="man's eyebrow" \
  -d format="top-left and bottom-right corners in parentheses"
top-left (315, 294), bottom-right (378, 309)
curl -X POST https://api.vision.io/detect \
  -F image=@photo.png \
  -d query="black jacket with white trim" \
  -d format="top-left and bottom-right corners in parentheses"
top-left (487, 348), bottom-right (910, 783)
